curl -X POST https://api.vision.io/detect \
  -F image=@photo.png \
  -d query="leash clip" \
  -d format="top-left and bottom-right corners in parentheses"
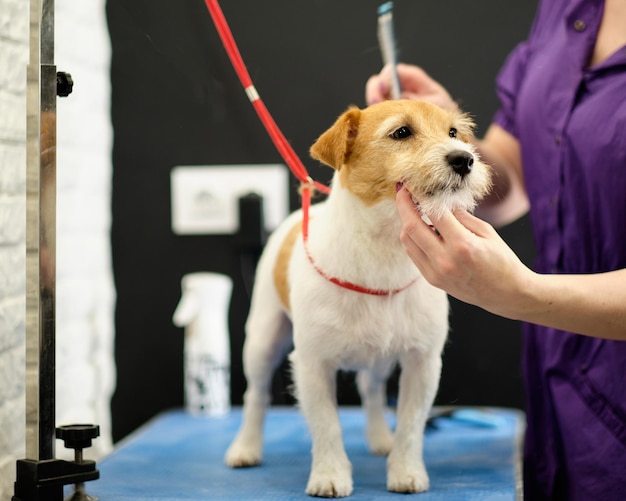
top-left (298, 177), bottom-right (317, 197)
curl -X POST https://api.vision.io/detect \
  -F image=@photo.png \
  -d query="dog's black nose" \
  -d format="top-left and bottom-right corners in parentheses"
top-left (447, 151), bottom-right (474, 177)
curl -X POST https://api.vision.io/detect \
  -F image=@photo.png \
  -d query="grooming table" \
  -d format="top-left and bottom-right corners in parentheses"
top-left (77, 407), bottom-right (524, 500)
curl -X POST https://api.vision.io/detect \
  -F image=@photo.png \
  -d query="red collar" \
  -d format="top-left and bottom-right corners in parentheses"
top-left (300, 185), bottom-right (417, 297)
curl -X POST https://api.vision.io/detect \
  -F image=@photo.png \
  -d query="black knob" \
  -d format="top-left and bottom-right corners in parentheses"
top-left (56, 424), bottom-right (100, 450)
top-left (57, 71), bottom-right (74, 97)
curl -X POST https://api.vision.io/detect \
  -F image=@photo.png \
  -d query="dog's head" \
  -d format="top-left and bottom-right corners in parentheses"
top-left (310, 100), bottom-right (491, 217)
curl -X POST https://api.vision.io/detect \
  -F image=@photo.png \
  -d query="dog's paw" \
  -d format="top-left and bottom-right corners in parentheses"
top-left (306, 465), bottom-right (353, 498)
top-left (366, 425), bottom-right (394, 456)
top-left (387, 460), bottom-right (429, 493)
top-left (224, 437), bottom-right (262, 468)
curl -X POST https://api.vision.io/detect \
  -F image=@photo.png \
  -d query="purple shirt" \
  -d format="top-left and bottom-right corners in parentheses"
top-left (493, 0), bottom-right (626, 499)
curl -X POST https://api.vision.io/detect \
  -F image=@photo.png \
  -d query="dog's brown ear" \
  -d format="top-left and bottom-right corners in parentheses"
top-left (309, 107), bottom-right (361, 170)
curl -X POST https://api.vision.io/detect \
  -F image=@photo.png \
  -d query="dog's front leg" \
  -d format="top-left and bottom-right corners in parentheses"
top-left (387, 350), bottom-right (442, 493)
top-left (291, 352), bottom-right (353, 498)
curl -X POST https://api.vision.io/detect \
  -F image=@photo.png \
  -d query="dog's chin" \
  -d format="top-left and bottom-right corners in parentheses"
top-left (409, 190), bottom-right (480, 219)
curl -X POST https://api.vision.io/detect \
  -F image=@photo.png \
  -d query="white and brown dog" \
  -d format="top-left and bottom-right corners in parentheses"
top-left (225, 100), bottom-right (491, 497)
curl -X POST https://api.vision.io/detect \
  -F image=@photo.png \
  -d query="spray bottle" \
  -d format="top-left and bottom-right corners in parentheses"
top-left (173, 272), bottom-right (232, 416)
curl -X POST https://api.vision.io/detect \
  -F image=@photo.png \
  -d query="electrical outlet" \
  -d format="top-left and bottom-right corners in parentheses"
top-left (170, 164), bottom-right (289, 235)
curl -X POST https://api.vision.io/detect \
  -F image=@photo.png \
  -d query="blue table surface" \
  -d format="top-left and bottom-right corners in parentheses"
top-left (77, 407), bottom-right (524, 500)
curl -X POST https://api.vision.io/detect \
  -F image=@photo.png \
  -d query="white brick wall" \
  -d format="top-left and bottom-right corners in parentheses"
top-left (0, 0), bottom-right (29, 496)
top-left (54, 0), bottom-right (115, 461)
top-left (0, 0), bottom-right (114, 498)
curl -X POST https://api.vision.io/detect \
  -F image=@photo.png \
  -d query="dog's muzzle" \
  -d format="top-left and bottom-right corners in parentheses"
top-left (446, 151), bottom-right (474, 178)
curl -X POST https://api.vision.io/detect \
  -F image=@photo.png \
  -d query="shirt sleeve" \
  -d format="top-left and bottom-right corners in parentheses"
top-left (492, 41), bottom-right (530, 139)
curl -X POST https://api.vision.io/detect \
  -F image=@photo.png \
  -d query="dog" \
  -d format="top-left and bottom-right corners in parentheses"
top-left (224, 99), bottom-right (491, 497)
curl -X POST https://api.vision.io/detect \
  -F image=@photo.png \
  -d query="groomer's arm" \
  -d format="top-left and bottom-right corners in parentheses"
top-left (396, 189), bottom-right (626, 340)
top-left (472, 124), bottom-right (529, 228)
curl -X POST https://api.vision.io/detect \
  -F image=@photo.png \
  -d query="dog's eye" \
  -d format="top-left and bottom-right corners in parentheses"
top-left (390, 126), bottom-right (412, 140)
top-left (449, 128), bottom-right (458, 139)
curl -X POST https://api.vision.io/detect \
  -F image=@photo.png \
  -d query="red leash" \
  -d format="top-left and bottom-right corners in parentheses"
top-left (203, 0), bottom-right (328, 195)
top-left (204, 0), bottom-right (416, 297)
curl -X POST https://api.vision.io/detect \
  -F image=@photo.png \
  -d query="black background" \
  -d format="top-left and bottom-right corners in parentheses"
top-left (107, 0), bottom-right (537, 443)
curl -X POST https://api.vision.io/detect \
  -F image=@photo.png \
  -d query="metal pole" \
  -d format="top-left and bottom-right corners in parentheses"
top-left (25, 0), bottom-right (57, 461)
top-left (15, 6), bottom-right (98, 498)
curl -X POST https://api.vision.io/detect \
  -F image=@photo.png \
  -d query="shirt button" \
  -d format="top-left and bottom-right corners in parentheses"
top-left (574, 19), bottom-right (586, 31)
top-left (555, 134), bottom-right (562, 145)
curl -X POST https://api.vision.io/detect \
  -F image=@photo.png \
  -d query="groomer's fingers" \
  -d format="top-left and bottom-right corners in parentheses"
top-left (365, 73), bottom-right (387, 105)
top-left (366, 64), bottom-right (396, 104)
top-left (396, 64), bottom-right (459, 111)
top-left (453, 209), bottom-right (496, 237)
top-left (395, 185), bottom-right (416, 216)
top-left (415, 209), bottom-right (471, 246)
top-left (395, 189), bottom-right (436, 274)
top-left (430, 208), bottom-right (494, 240)
top-left (396, 188), bottom-right (442, 252)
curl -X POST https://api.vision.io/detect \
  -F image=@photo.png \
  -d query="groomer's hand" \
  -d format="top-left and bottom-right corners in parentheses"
top-left (396, 186), bottom-right (533, 319)
top-left (366, 63), bottom-right (458, 110)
